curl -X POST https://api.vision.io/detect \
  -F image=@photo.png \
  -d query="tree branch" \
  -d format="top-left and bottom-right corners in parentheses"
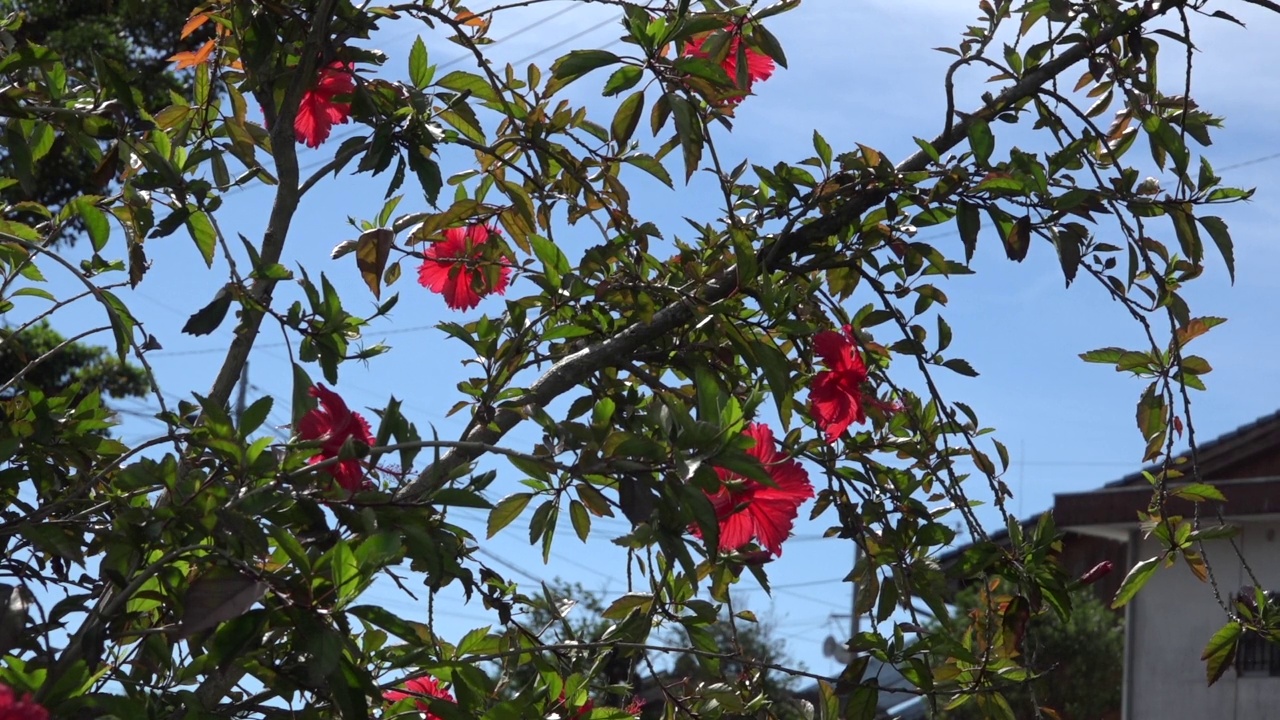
top-left (396, 0), bottom-right (1178, 501)
top-left (203, 0), bottom-right (341, 411)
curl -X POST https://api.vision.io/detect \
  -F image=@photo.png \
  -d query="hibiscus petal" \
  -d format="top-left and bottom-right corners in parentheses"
top-left (442, 266), bottom-right (484, 311)
top-left (810, 371), bottom-right (866, 442)
top-left (748, 496), bottom-right (799, 557)
top-left (718, 509), bottom-right (756, 553)
top-left (813, 330), bottom-right (860, 373)
top-left (418, 225), bottom-right (510, 310)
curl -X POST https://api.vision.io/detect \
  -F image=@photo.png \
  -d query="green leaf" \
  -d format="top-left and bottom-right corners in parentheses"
top-left (1186, 524), bottom-right (1240, 543)
top-left (569, 499), bottom-right (591, 542)
top-left (623, 153), bottom-right (672, 187)
top-left (1171, 482), bottom-right (1227, 503)
top-left (1135, 383), bottom-right (1165, 441)
top-left (968, 118), bottom-right (995, 167)
top-left (550, 50), bottom-right (621, 86)
top-left (754, 338), bottom-right (793, 427)
top-left (1079, 347), bottom-right (1126, 364)
top-left (1198, 215), bottom-right (1234, 283)
top-left (0, 219), bottom-right (40, 242)
top-left (1170, 204), bottom-right (1203, 266)
top-left (1052, 226), bottom-right (1081, 286)
top-left (845, 686), bottom-right (878, 720)
top-left (955, 200), bottom-right (980, 263)
top-left (1202, 621), bottom-right (1241, 686)
top-left (602, 593), bottom-right (653, 620)
top-left (611, 91), bottom-right (644, 147)
top-left (290, 363), bottom-right (316, 428)
top-left (239, 395), bottom-right (274, 436)
top-left (185, 207), bottom-right (217, 267)
top-left (350, 604), bottom-right (433, 645)
top-left (749, 23), bottom-right (788, 69)
top-left (812, 130), bottom-right (832, 168)
top-left (328, 539), bottom-right (361, 605)
top-left (70, 197), bottom-right (111, 252)
top-left (603, 65), bottom-right (643, 96)
top-left (942, 358), bottom-right (979, 377)
top-left (267, 522), bottom-right (311, 572)
top-left (488, 493), bottom-right (533, 538)
top-left (181, 284), bottom-right (233, 336)
top-left (911, 135), bottom-right (942, 161)
top-left (669, 94), bottom-right (703, 181)
top-left (435, 70), bottom-right (500, 103)
top-left (1111, 556), bottom-right (1161, 609)
top-left (409, 36), bottom-right (432, 90)
top-left (530, 234), bottom-right (570, 288)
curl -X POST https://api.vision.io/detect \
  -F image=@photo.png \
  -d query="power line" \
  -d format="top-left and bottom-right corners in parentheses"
top-left (225, 10), bottom-right (623, 191)
top-left (511, 14), bottom-right (620, 67)
top-left (156, 324), bottom-right (437, 356)
top-left (475, 546), bottom-right (548, 585)
top-left (1218, 150), bottom-right (1280, 172)
top-left (439, 3), bottom-right (589, 69)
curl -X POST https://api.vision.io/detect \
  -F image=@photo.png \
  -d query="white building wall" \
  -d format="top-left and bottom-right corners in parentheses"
top-left (1128, 521), bottom-right (1280, 720)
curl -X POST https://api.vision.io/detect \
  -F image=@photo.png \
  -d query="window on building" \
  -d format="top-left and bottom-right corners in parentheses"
top-left (1236, 631), bottom-right (1280, 677)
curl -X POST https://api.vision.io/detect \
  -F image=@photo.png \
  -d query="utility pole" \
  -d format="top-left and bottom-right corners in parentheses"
top-left (822, 543), bottom-right (860, 666)
top-left (850, 542), bottom-right (859, 640)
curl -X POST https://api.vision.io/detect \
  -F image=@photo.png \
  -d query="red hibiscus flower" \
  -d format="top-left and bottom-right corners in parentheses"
top-left (683, 25), bottom-right (776, 103)
top-left (295, 61), bottom-right (355, 148)
top-left (624, 697), bottom-right (646, 717)
top-left (417, 224), bottom-right (512, 311)
top-left (296, 384), bottom-right (373, 492)
top-left (555, 691), bottom-right (593, 720)
top-left (809, 326), bottom-right (872, 443)
top-left (698, 423), bottom-right (813, 558)
top-left (0, 684), bottom-right (48, 720)
top-left (384, 676), bottom-right (456, 720)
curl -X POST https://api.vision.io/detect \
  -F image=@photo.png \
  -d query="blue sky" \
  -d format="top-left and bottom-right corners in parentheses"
top-left (19, 0), bottom-right (1280, 681)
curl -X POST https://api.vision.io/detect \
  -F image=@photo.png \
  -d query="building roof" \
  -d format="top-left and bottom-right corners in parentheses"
top-left (1055, 408), bottom-right (1280, 528)
top-left (1098, 408), bottom-right (1280, 489)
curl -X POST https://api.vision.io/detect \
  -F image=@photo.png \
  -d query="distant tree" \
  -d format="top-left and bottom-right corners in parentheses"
top-left (514, 581), bottom-right (805, 719)
top-left (0, 0), bottom-right (204, 239)
top-left (0, 321), bottom-right (146, 401)
top-left (936, 583), bottom-right (1124, 720)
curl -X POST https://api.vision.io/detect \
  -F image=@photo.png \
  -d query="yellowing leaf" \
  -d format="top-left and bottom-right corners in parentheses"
top-left (355, 228), bottom-right (394, 299)
top-left (181, 13), bottom-right (210, 39)
top-left (169, 39), bottom-right (215, 70)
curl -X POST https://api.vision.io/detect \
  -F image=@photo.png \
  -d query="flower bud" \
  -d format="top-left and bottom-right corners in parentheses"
top-left (1079, 561), bottom-right (1114, 586)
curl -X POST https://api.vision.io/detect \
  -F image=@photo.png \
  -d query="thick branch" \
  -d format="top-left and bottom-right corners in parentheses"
top-left (397, 0), bottom-right (1177, 501)
top-left (204, 0), bottom-right (340, 410)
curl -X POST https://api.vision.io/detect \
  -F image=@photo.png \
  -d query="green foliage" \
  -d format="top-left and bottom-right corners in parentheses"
top-left (0, 0), bottom-right (1267, 718)
top-left (0, 320), bottom-right (146, 400)
top-left (516, 581), bottom-right (805, 720)
top-left (0, 0), bottom-right (206, 240)
top-left (938, 588), bottom-right (1124, 720)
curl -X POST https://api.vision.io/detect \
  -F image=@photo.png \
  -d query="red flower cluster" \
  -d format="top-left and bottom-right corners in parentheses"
top-left (296, 384), bottom-right (373, 492)
top-left (683, 25), bottom-right (776, 104)
top-left (384, 676), bottom-right (456, 720)
top-left (0, 684), bottom-right (48, 720)
top-left (809, 326), bottom-right (901, 443)
top-left (295, 61), bottom-right (355, 148)
top-left (417, 224), bottom-right (512, 311)
top-left (698, 423), bottom-right (813, 558)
